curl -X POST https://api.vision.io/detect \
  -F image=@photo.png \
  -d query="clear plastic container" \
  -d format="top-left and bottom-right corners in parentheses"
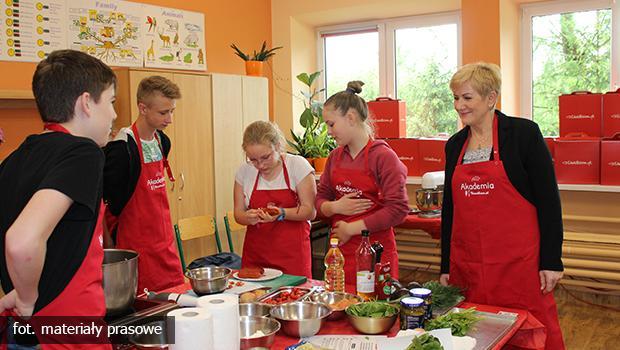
top-left (324, 237), bottom-right (345, 292)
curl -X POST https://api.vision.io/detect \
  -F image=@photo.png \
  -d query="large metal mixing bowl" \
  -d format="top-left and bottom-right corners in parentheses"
top-left (103, 249), bottom-right (139, 315)
top-left (269, 302), bottom-right (331, 338)
top-left (415, 188), bottom-right (443, 212)
top-left (239, 316), bottom-right (280, 350)
top-left (185, 266), bottom-right (232, 295)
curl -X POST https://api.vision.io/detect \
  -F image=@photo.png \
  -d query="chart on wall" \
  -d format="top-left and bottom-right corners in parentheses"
top-left (142, 4), bottom-right (206, 71)
top-left (0, 0), bottom-right (67, 62)
top-left (66, 0), bottom-right (142, 67)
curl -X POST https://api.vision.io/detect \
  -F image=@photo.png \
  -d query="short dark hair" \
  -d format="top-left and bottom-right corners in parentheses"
top-left (32, 49), bottom-right (116, 123)
top-left (137, 76), bottom-right (181, 104)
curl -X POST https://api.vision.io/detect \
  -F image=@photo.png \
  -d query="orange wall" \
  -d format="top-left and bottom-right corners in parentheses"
top-left (0, 0), bottom-right (272, 159)
top-left (461, 0), bottom-right (500, 65)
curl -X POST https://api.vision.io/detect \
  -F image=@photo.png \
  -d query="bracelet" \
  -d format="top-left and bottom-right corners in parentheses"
top-left (276, 207), bottom-right (286, 221)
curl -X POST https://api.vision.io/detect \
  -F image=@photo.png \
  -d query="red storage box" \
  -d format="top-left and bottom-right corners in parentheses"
top-left (384, 138), bottom-right (420, 176)
top-left (544, 137), bottom-right (556, 163)
top-left (554, 134), bottom-right (600, 184)
top-left (368, 97), bottom-right (406, 139)
top-left (601, 133), bottom-right (620, 186)
top-left (559, 92), bottom-right (602, 137)
top-left (418, 138), bottom-right (447, 174)
top-left (603, 89), bottom-right (620, 138)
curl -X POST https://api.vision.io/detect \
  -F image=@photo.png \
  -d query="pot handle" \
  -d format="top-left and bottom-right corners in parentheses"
top-left (570, 91), bottom-right (593, 95)
top-left (374, 97), bottom-right (397, 101)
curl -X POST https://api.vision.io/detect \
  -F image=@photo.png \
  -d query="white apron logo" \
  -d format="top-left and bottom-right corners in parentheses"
top-left (336, 183), bottom-right (362, 198)
top-left (461, 176), bottom-right (495, 197)
top-left (147, 176), bottom-right (166, 190)
top-left (561, 160), bottom-right (592, 166)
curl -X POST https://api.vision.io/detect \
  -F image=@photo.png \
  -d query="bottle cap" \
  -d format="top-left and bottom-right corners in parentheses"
top-left (361, 230), bottom-right (370, 237)
top-left (409, 288), bottom-right (432, 298)
top-left (330, 237), bottom-right (339, 246)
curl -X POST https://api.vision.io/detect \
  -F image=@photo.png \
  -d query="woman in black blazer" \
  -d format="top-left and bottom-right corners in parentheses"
top-left (440, 62), bottom-right (565, 349)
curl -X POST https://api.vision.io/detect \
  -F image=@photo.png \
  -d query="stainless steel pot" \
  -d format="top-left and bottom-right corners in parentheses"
top-left (415, 188), bottom-right (443, 212)
top-left (103, 249), bottom-right (139, 315)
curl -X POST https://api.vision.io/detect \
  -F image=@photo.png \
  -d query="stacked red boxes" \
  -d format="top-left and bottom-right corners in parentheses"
top-left (554, 134), bottom-right (600, 184)
top-left (602, 89), bottom-right (620, 138)
top-left (384, 138), bottom-right (420, 176)
top-left (544, 137), bottom-right (556, 163)
top-left (418, 138), bottom-right (448, 174)
top-left (368, 97), bottom-right (407, 139)
top-left (601, 133), bottom-right (620, 185)
top-left (559, 92), bottom-right (602, 137)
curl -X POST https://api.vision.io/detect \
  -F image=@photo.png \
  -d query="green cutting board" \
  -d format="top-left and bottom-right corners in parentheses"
top-left (259, 274), bottom-right (307, 291)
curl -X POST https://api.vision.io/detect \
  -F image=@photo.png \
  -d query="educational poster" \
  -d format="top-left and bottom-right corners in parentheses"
top-left (66, 0), bottom-right (142, 67)
top-left (142, 4), bottom-right (206, 71)
top-left (0, 0), bottom-right (67, 62)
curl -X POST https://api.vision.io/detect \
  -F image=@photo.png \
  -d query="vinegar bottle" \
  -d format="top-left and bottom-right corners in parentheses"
top-left (356, 230), bottom-right (376, 300)
top-left (324, 237), bottom-right (345, 292)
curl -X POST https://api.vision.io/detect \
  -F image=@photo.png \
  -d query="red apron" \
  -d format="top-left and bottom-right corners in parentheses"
top-left (329, 141), bottom-right (399, 286)
top-left (0, 123), bottom-right (110, 349)
top-left (449, 116), bottom-right (565, 350)
top-left (242, 156), bottom-right (312, 278)
top-left (115, 124), bottom-right (183, 292)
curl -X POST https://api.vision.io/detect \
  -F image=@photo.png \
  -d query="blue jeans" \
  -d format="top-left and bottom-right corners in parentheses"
top-left (6, 319), bottom-right (38, 350)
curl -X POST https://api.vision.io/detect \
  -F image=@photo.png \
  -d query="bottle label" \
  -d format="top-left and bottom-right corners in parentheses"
top-left (356, 271), bottom-right (375, 293)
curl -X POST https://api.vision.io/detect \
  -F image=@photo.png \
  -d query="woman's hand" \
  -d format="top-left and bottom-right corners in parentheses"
top-left (244, 209), bottom-right (262, 226)
top-left (331, 220), bottom-right (357, 245)
top-left (539, 270), bottom-right (563, 294)
top-left (257, 206), bottom-right (279, 223)
top-left (439, 274), bottom-right (450, 286)
top-left (333, 193), bottom-right (373, 216)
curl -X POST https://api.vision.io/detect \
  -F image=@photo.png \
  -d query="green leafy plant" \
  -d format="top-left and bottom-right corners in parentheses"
top-left (287, 71), bottom-right (337, 158)
top-left (230, 41), bottom-right (282, 61)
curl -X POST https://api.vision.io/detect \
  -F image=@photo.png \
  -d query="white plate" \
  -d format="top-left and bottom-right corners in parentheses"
top-left (233, 268), bottom-right (283, 282)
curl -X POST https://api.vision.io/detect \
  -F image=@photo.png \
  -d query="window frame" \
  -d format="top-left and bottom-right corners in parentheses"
top-left (316, 12), bottom-right (462, 103)
top-left (520, 0), bottom-right (619, 121)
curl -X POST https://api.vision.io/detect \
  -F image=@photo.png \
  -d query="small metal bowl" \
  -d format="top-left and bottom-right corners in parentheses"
top-left (312, 292), bottom-right (362, 321)
top-left (270, 302), bottom-right (332, 338)
top-left (345, 304), bottom-right (399, 334)
top-left (415, 189), bottom-right (443, 211)
top-left (239, 316), bottom-right (280, 350)
top-left (239, 303), bottom-right (273, 317)
top-left (128, 320), bottom-right (168, 349)
top-left (185, 266), bottom-right (232, 295)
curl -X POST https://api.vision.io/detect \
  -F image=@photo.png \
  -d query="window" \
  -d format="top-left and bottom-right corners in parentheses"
top-left (522, 0), bottom-right (619, 136)
top-left (319, 13), bottom-right (461, 137)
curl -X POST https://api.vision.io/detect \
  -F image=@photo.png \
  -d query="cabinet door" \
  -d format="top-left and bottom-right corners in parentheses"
top-left (241, 76), bottom-right (269, 128)
top-left (212, 74), bottom-right (244, 232)
top-left (127, 71), bottom-right (179, 224)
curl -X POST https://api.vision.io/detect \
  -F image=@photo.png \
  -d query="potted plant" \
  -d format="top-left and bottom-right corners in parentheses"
top-left (287, 71), bottom-right (337, 172)
top-left (230, 41), bottom-right (282, 77)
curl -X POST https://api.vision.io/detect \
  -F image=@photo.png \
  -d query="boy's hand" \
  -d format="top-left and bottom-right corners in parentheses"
top-left (0, 290), bottom-right (35, 318)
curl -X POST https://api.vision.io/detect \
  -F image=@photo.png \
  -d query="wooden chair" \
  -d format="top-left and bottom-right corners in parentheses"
top-left (223, 210), bottom-right (246, 253)
top-left (174, 215), bottom-right (223, 272)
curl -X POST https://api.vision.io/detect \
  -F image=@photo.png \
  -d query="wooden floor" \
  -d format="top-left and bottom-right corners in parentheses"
top-left (399, 269), bottom-right (620, 350)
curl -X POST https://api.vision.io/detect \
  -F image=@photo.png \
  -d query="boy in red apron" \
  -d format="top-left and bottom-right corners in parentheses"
top-left (234, 121), bottom-right (316, 278)
top-left (316, 81), bottom-right (409, 286)
top-left (0, 50), bottom-right (116, 349)
top-left (103, 76), bottom-right (184, 292)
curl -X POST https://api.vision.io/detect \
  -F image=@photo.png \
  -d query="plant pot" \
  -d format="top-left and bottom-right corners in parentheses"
top-left (313, 157), bottom-right (328, 173)
top-left (305, 157), bottom-right (315, 167)
top-left (245, 61), bottom-right (264, 76)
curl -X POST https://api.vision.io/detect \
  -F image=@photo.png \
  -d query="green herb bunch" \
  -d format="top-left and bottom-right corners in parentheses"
top-left (424, 307), bottom-right (482, 336)
top-left (230, 41), bottom-right (282, 61)
top-left (405, 333), bottom-right (444, 350)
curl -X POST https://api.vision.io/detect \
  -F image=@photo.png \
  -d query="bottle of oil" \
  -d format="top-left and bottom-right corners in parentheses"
top-left (356, 230), bottom-right (376, 300)
top-left (324, 237), bottom-right (345, 292)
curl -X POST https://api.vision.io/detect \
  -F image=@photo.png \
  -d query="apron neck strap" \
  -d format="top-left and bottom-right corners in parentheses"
top-left (339, 138), bottom-right (373, 171)
top-left (44, 123), bottom-right (72, 135)
top-left (458, 113), bottom-right (500, 163)
top-left (131, 123), bottom-right (175, 182)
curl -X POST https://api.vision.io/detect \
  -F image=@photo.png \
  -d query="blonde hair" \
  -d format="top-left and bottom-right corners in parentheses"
top-left (324, 80), bottom-right (375, 138)
top-left (450, 62), bottom-right (501, 97)
top-left (137, 75), bottom-right (181, 104)
top-left (242, 120), bottom-right (286, 152)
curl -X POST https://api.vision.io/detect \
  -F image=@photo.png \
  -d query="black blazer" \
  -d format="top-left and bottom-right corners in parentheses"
top-left (103, 129), bottom-right (171, 217)
top-left (440, 110), bottom-right (563, 273)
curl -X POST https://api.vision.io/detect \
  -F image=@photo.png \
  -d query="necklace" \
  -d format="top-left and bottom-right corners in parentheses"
top-left (471, 132), bottom-right (491, 150)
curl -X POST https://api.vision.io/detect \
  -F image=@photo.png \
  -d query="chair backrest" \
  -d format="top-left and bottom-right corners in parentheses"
top-left (174, 215), bottom-right (223, 271)
top-left (223, 211), bottom-right (245, 253)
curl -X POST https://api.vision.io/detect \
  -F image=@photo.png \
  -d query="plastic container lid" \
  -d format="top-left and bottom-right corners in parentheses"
top-left (400, 297), bottom-right (424, 307)
top-left (409, 288), bottom-right (432, 297)
top-left (330, 238), bottom-right (339, 246)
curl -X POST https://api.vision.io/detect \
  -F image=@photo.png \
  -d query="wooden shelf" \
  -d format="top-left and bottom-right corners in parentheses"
top-left (0, 89), bottom-right (35, 109)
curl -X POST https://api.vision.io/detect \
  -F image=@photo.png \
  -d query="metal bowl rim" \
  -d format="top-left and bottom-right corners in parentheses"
top-left (102, 249), bottom-right (139, 266)
top-left (184, 266), bottom-right (232, 281)
top-left (269, 301), bottom-right (333, 320)
top-left (239, 316), bottom-right (281, 339)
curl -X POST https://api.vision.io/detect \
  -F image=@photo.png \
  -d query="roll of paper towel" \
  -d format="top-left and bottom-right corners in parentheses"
top-left (167, 307), bottom-right (214, 350)
top-left (197, 294), bottom-right (240, 350)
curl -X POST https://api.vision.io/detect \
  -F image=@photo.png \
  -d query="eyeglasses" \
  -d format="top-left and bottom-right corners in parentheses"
top-left (247, 151), bottom-right (276, 166)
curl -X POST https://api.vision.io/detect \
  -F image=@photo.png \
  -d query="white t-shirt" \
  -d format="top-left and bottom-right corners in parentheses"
top-left (114, 127), bottom-right (162, 163)
top-left (235, 153), bottom-right (314, 208)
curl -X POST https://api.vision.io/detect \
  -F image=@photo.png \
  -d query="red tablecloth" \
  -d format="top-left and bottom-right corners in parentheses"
top-left (396, 214), bottom-right (441, 239)
top-left (161, 281), bottom-right (546, 350)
